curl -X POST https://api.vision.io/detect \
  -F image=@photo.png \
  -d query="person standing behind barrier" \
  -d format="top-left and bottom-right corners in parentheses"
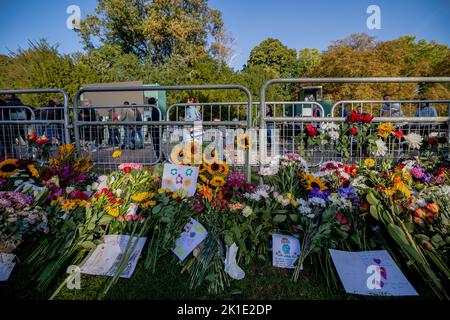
top-left (414, 100), bottom-right (438, 136)
top-left (120, 101), bottom-right (133, 150)
top-left (186, 97), bottom-right (203, 143)
top-left (266, 104), bottom-right (274, 147)
top-left (79, 99), bottom-right (98, 152)
top-left (3, 93), bottom-right (32, 146)
top-left (147, 97), bottom-right (162, 160)
top-left (44, 99), bottom-right (64, 143)
top-left (131, 103), bottom-right (144, 149)
top-left (107, 107), bottom-right (120, 146)
top-left (379, 94), bottom-right (404, 117)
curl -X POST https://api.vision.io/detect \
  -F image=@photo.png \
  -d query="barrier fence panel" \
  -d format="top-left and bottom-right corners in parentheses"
top-left (0, 89), bottom-right (70, 161)
top-left (72, 85), bottom-right (253, 180)
top-left (259, 78), bottom-right (450, 173)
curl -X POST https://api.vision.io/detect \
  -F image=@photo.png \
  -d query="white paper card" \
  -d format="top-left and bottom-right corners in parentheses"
top-left (161, 164), bottom-right (199, 197)
top-left (80, 235), bottom-right (146, 278)
top-left (329, 249), bottom-right (419, 296)
top-left (172, 218), bottom-right (207, 261)
top-left (272, 234), bottom-right (301, 269)
top-left (0, 253), bottom-right (16, 281)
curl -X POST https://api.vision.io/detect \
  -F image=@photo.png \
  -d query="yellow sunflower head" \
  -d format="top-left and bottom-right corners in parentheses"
top-left (74, 156), bottom-right (93, 173)
top-left (0, 159), bottom-right (19, 178)
top-left (219, 163), bottom-right (229, 176)
top-left (199, 174), bottom-right (209, 184)
top-left (303, 173), bottom-right (327, 191)
top-left (364, 158), bottom-right (376, 168)
top-left (209, 175), bottom-right (225, 188)
top-left (237, 133), bottom-right (251, 150)
top-left (207, 162), bottom-right (222, 175)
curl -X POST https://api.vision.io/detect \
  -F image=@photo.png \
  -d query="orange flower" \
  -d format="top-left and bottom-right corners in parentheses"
top-left (425, 203), bottom-right (439, 214)
top-left (199, 185), bottom-right (213, 202)
top-left (414, 208), bottom-right (427, 218)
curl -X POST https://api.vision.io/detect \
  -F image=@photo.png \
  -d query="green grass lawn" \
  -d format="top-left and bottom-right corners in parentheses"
top-left (1, 251), bottom-right (428, 300)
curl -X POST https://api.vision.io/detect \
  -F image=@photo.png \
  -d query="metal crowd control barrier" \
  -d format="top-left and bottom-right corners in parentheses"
top-left (259, 78), bottom-right (450, 172)
top-left (73, 85), bottom-right (253, 180)
top-left (0, 89), bottom-right (70, 160)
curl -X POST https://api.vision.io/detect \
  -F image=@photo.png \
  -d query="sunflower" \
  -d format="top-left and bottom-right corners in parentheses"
top-left (199, 174), bottom-right (209, 184)
top-left (170, 144), bottom-right (185, 165)
top-left (199, 163), bottom-right (207, 173)
top-left (377, 123), bottom-right (395, 139)
top-left (207, 162), bottom-right (221, 175)
top-left (237, 133), bottom-right (251, 150)
top-left (210, 176), bottom-right (225, 188)
top-left (303, 173), bottom-right (327, 191)
top-left (0, 159), bottom-right (19, 178)
top-left (27, 164), bottom-right (40, 179)
top-left (219, 163), bottom-right (229, 176)
top-left (74, 156), bottom-right (93, 173)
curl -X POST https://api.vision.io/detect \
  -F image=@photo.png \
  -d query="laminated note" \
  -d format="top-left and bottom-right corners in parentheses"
top-left (329, 249), bottom-right (418, 296)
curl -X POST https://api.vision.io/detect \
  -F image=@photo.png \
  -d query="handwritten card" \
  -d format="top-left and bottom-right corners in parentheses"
top-left (329, 249), bottom-right (418, 296)
top-left (162, 164), bottom-right (199, 197)
top-left (172, 218), bottom-right (207, 261)
top-left (272, 234), bottom-right (301, 269)
top-left (80, 235), bottom-right (146, 278)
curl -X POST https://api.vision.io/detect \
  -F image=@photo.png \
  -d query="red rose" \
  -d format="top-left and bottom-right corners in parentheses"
top-left (109, 199), bottom-right (116, 205)
top-left (335, 213), bottom-right (343, 221)
top-left (107, 192), bottom-right (115, 199)
top-left (423, 242), bottom-right (432, 251)
top-left (438, 136), bottom-right (447, 144)
top-left (348, 111), bottom-right (360, 123)
top-left (360, 113), bottom-right (374, 123)
top-left (348, 127), bottom-right (358, 136)
top-left (428, 137), bottom-right (438, 145)
top-left (394, 131), bottom-right (404, 139)
top-left (306, 124), bottom-right (318, 137)
top-left (117, 199), bottom-right (124, 205)
top-left (123, 166), bottom-right (132, 174)
top-left (101, 188), bottom-right (109, 194)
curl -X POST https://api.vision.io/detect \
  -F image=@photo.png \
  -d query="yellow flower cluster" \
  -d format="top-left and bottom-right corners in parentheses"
top-left (60, 198), bottom-right (87, 212)
top-left (377, 123), bottom-right (395, 139)
top-left (27, 164), bottom-right (40, 178)
top-left (106, 205), bottom-right (120, 217)
top-left (131, 192), bottom-right (158, 208)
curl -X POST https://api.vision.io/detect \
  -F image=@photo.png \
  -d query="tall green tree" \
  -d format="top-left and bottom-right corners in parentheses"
top-left (79, 0), bottom-right (228, 66)
top-left (246, 38), bottom-right (298, 78)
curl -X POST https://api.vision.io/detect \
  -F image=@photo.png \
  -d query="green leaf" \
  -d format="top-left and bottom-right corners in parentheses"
top-left (273, 214), bottom-right (287, 223)
top-left (98, 215), bottom-right (113, 226)
top-left (367, 193), bottom-right (379, 205)
top-left (224, 234), bottom-right (233, 246)
top-left (289, 214), bottom-right (299, 223)
top-left (369, 205), bottom-right (380, 220)
top-left (431, 234), bottom-right (443, 245)
top-left (80, 241), bottom-right (96, 250)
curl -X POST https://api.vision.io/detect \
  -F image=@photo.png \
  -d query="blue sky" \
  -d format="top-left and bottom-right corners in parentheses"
top-left (0, 0), bottom-right (449, 70)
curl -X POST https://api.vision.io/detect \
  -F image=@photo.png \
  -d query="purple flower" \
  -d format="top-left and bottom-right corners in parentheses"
top-left (226, 171), bottom-right (246, 187)
top-left (410, 167), bottom-right (425, 179)
top-left (308, 188), bottom-right (330, 200)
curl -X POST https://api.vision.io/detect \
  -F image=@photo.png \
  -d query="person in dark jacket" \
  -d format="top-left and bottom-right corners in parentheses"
top-left (147, 97), bottom-right (162, 159)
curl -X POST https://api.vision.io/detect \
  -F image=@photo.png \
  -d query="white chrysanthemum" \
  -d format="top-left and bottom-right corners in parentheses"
top-left (404, 133), bottom-right (423, 150)
top-left (374, 139), bottom-right (388, 157)
top-left (351, 176), bottom-right (368, 190)
top-left (327, 195), bottom-right (351, 209)
top-left (296, 198), bottom-right (312, 214)
top-left (308, 197), bottom-right (326, 208)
